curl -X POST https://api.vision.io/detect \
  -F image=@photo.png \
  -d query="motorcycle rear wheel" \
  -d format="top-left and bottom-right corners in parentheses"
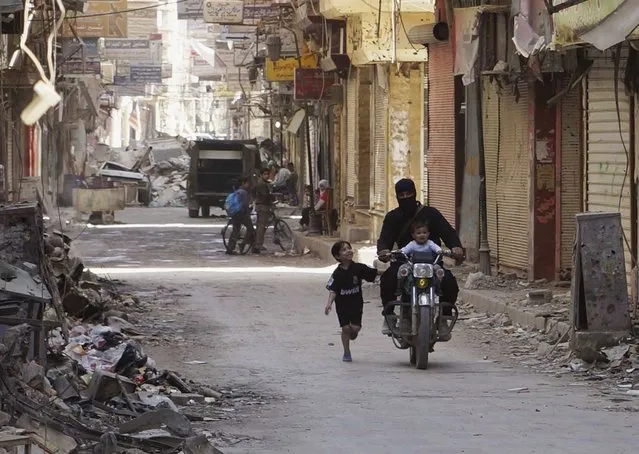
top-left (415, 305), bottom-right (431, 370)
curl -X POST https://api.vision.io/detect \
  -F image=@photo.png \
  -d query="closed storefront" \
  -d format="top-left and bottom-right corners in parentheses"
top-left (371, 65), bottom-right (388, 212)
top-left (482, 78), bottom-right (531, 272)
top-left (346, 72), bottom-right (358, 199)
top-left (427, 42), bottom-right (456, 226)
top-left (585, 46), bottom-right (635, 293)
top-left (559, 83), bottom-right (582, 276)
top-left (499, 80), bottom-right (530, 271)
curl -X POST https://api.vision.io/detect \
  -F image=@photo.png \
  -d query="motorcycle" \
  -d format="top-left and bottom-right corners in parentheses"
top-left (375, 249), bottom-right (459, 369)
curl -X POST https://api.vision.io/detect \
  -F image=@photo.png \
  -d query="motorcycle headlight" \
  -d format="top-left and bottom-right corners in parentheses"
top-left (413, 263), bottom-right (433, 278)
top-left (397, 264), bottom-right (411, 278)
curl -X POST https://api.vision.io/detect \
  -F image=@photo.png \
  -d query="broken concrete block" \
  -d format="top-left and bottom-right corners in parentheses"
top-left (0, 410), bottom-right (11, 426)
top-left (527, 289), bottom-right (553, 305)
top-left (184, 434), bottom-right (224, 454)
top-left (198, 387), bottom-right (223, 399)
top-left (16, 414), bottom-right (78, 453)
top-left (87, 370), bottom-right (136, 403)
top-left (62, 288), bottom-right (102, 318)
top-left (119, 407), bottom-right (192, 438)
top-left (536, 341), bottom-right (553, 358)
top-left (169, 393), bottom-right (205, 406)
top-left (20, 361), bottom-right (45, 391)
top-left (54, 375), bottom-right (81, 402)
top-left (464, 272), bottom-right (486, 290)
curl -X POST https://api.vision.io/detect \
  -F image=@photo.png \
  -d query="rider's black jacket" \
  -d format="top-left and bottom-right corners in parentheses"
top-left (376, 203), bottom-right (462, 253)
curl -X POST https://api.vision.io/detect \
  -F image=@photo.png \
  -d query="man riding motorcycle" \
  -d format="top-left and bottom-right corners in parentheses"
top-left (377, 178), bottom-right (464, 338)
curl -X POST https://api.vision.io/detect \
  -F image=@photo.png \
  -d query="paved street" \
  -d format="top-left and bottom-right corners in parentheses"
top-left (74, 208), bottom-right (636, 454)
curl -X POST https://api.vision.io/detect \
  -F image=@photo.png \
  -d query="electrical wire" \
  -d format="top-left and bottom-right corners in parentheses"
top-left (48, 0), bottom-right (66, 81)
top-left (65, 0), bottom-right (190, 19)
top-left (20, 2), bottom-right (49, 83)
top-left (612, 44), bottom-right (637, 269)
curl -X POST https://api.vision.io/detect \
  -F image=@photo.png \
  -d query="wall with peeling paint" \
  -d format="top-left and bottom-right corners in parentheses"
top-left (346, 12), bottom-right (432, 65)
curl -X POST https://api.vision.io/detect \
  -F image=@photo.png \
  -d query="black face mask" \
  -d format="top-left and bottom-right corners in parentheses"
top-left (397, 196), bottom-right (418, 215)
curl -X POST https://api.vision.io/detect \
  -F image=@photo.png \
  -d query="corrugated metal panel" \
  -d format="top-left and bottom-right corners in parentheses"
top-left (372, 66), bottom-right (388, 210)
top-left (585, 47), bottom-right (633, 291)
top-left (497, 80), bottom-right (530, 270)
top-left (422, 61), bottom-right (429, 203)
top-left (6, 108), bottom-right (13, 201)
top-left (483, 80), bottom-right (500, 262)
top-left (346, 72), bottom-right (358, 198)
top-left (560, 81), bottom-right (582, 273)
top-left (357, 67), bottom-right (371, 207)
top-left (309, 116), bottom-right (319, 187)
top-left (427, 42), bottom-right (456, 225)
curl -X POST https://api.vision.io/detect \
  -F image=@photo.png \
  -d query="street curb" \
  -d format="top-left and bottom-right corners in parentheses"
top-left (292, 231), bottom-right (339, 261)
top-left (459, 289), bottom-right (572, 339)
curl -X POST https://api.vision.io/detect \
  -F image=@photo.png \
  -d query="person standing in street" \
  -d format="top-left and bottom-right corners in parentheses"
top-left (226, 176), bottom-right (254, 255)
top-left (253, 168), bottom-right (273, 254)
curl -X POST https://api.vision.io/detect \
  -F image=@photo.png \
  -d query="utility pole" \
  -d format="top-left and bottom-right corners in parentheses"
top-left (476, 77), bottom-right (491, 275)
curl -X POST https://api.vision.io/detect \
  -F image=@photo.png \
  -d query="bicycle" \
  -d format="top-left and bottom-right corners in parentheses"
top-left (221, 205), bottom-right (294, 255)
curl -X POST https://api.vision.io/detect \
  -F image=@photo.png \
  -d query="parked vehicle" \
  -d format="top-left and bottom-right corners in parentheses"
top-left (185, 139), bottom-right (261, 218)
top-left (374, 249), bottom-right (458, 369)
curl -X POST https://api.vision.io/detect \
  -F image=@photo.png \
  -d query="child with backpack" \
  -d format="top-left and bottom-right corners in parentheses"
top-left (225, 176), bottom-right (254, 255)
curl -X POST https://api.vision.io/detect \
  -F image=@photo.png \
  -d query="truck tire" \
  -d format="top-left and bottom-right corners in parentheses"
top-left (188, 209), bottom-right (199, 218)
top-left (201, 206), bottom-right (210, 217)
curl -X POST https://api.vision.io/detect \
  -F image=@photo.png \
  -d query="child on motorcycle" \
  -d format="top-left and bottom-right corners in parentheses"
top-left (324, 241), bottom-right (379, 362)
top-left (400, 219), bottom-right (443, 260)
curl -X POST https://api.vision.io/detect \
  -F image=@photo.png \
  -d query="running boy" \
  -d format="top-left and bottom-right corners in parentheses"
top-left (325, 241), bottom-right (379, 362)
top-left (400, 219), bottom-right (443, 259)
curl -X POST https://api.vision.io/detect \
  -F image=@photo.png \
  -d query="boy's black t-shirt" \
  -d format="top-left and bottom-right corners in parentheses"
top-left (326, 262), bottom-right (377, 307)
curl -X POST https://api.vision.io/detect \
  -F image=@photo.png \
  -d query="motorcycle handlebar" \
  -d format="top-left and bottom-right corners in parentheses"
top-left (377, 249), bottom-right (453, 261)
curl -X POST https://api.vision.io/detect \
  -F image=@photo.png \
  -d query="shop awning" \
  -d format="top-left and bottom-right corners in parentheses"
top-left (551, 0), bottom-right (639, 50)
top-left (285, 109), bottom-right (306, 134)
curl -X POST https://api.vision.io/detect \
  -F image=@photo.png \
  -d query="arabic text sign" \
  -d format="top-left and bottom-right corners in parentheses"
top-left (265, 54), bottom-right (318, 82)
top-left (63, 0), bottom-right (128, 38)
top-left (62, 59), bottom-right (101, 75)
top-left (114, 64), bottom-right (162, 84)
top-left (131, 65), bottom-right (162, 83)
top-left (127, 2), bottom-right (158, 38)
top-left (203, 0), bottom-right (244, 24)
top-left (294, 68), bottom-right (331, 101)
top-left (104, 39), bottom-right (161, 62)
top-left (178, 0), bottom-right (204, 20)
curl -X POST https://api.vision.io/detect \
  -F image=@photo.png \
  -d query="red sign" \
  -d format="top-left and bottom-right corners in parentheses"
top-left (294, 69), bottom-right (332, 101)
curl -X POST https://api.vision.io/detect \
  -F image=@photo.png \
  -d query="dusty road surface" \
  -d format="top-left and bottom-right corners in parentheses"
top-left (74, 208), bottom-right (636, 454)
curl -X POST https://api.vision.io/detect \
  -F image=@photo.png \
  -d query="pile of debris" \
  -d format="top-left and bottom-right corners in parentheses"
top-left (147, 154), bottom-right (190, 208)
top-left (459, 303), bottom-right (639, 405)
top-left (0, 202), bottom-right (223, 453)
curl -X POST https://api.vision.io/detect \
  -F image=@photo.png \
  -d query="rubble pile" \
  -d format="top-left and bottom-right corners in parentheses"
top-left (459, 302), bottom-right (639, 406)
top-left (147, 155), bottom-right (190, 208)
top-left (0, 202), bottom-right (227, 453)
top-left (144, 143), bottom-right (191, 208)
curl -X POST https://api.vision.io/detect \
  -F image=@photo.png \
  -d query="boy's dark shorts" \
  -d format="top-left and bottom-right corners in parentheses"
top-left (336, 302), bottom-right (363, 327)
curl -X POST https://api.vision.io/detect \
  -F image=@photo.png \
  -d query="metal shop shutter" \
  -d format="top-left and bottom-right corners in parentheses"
top-left (497, 79), bottom-right (530, 270)
top-left (427, 42), bottom-right (456, 226)
top-left (346, 72), bottom-right (358, 198)
top-left (482, 80), bottom-right (500, 262)
top-left (372, 66), bottom-right (388, 211)
top-left (560, 82), bottom-right (582, 274)
top-left (309, 116), bottom-right (319, 187)
top-left (422, 62), bottom-right (429, 203)
top-left (585, 47), bottom-right (633, 290)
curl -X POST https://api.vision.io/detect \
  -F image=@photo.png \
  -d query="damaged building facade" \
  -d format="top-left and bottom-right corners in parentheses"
top-left (281, 0), bottom-right (639, 315)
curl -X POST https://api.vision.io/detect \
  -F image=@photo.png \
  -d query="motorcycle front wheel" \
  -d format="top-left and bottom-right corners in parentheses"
top-left (415, 305), bottom-right (431, 370)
